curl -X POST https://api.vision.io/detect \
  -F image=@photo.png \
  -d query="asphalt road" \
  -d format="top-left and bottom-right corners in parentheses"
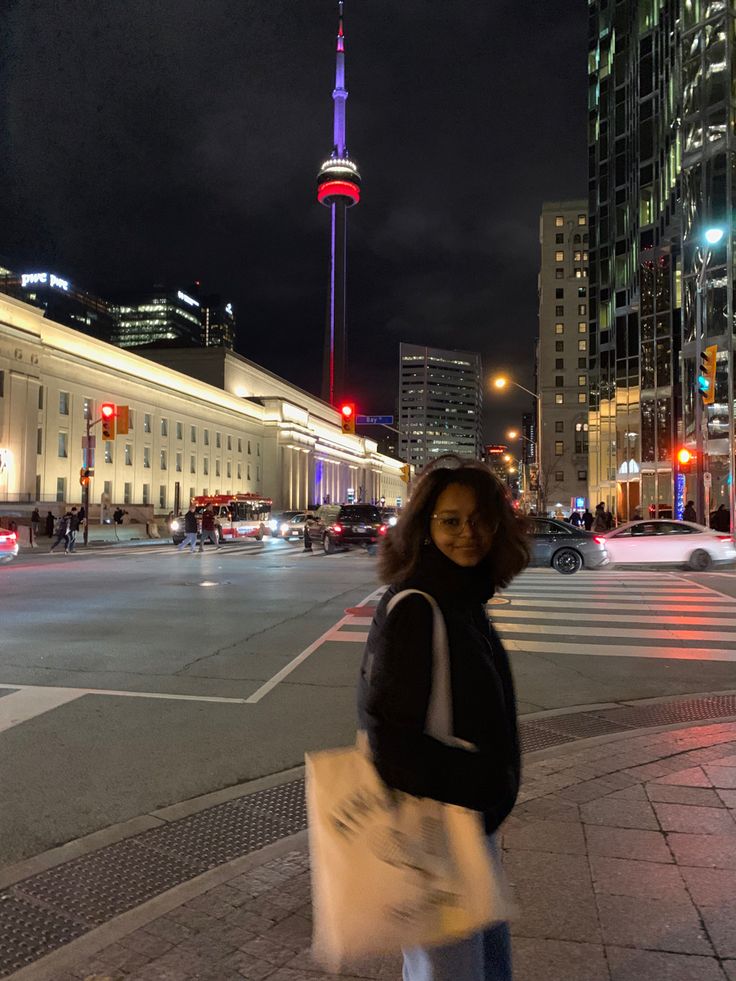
top-left (2, 539), bottom-right (736, 866)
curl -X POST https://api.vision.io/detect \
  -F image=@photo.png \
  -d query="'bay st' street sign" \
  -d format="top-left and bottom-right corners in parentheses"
top-left (356, 415), bottom-right (394, 426)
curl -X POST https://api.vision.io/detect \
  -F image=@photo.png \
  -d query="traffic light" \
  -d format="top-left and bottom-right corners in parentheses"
top-left (340, 402), bottom-right (356, 434)
top-left (116, 404), bottom-right (130, 434)
top-left (400, 464), bottom-right (411, 484)
top-left (676, 448), bottom-right (694, 474)
top-left (79, 468), bottom-right (91, 488)
top-left (100, 402), bottom-right (116, 440)
top-left (698, 345), bottom-right (717, 405)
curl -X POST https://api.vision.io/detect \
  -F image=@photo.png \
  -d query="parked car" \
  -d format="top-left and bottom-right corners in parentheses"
top-left (311, 504), bottom-right (386, 554)
top-left (603, 519), bottom-right (736, 570)
top-left (527, 517), bottom-right (609, 575)
top-left (0, 526), bottom-right (19, 563)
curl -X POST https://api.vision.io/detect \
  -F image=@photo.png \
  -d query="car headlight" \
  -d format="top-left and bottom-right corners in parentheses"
top-left (280, 523), bottom-right (290, 534)
top-left (171, 520), bottom-right (180, 531)
top-left (269, 519), bottom-right (278, 532)
top-left (388, 516), bottom-right (398, 526)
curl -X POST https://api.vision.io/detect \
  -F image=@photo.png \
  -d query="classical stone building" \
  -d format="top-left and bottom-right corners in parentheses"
top-left (0, 294), bottom-right (404, 511)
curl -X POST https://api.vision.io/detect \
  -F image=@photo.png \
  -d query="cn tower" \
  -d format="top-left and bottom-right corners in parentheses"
top-left (317, 0), bottom-right (361, 407)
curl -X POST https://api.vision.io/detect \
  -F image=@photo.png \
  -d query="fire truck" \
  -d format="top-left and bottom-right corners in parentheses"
top-left (171, 493), bottom-right (273, 544)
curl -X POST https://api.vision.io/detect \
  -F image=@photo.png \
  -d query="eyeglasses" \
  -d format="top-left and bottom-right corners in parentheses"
top-left (430, 514), bottom-right (496, 537)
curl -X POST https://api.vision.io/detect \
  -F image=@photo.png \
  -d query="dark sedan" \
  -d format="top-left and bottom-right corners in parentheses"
top-left (528, 517), bottom-right (609, 574)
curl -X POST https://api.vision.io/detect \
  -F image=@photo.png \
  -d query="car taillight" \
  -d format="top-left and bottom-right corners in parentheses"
top-left (378, 524), bottom-right (387, 535)
top-left (717, 535), bottom-right (733, 542)
top-left (332, 524), bottom-right (343, 534)
top-left (594, 536), bottom-right (605, 544)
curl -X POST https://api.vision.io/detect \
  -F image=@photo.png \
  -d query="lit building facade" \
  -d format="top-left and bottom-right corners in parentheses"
top-left (0, 293), bottom-right (404, 510)
top-left (587, 0), bottom-right (736, 521)
top-left (538, 201), bottom-right (590, 515)
top-left (113, 287), bottom-right (203, 348)
top-left (202, 295), bottom-right (236, 350)
top-left (398, 343), bottom-right (482, 468)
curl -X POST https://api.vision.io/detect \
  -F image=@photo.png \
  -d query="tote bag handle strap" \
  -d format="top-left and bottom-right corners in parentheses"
top-left (386, 589), bottom-right (476, 750)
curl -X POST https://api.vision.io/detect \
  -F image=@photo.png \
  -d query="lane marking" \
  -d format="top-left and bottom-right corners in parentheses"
top-left (0, 685), bottom-right (248, 734)
top-left (244, 585), bottom-right (384, 704)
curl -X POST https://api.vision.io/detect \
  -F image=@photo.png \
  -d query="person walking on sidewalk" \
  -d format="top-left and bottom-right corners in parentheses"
top-left (357, 456), bottom-right (528, 981)
top-left (683, 499), bottom-right (697, 522)
top-left (592, 502), bottom-right (608, 533)
top-left (199, 506), bottom-right (219, 551)
top-left (303, 512), bottom-right (316, 552)
top-left (177, 506), bottom-right (199, 553)
top-left (67, 507), bottom-right (80, 552)
top-left (49, 512), bottom-right (71, 554)
top-left (30, 508), bottom-right (40, 547)
top-left (45, 510), bottom-right (55, 537)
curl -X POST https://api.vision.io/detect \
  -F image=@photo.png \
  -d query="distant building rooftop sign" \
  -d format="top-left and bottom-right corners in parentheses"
top-left (177, 290), bottom-right (199, 308)
top-left (21, 272), bottom-right (69, 291)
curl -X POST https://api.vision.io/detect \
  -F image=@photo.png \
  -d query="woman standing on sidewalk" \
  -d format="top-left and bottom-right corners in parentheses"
top-left (357, 457), bottom-right (528, 981)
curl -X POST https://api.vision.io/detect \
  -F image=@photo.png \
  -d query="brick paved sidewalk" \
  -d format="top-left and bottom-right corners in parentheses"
top-left (15, 721), bottom-right (736, 981)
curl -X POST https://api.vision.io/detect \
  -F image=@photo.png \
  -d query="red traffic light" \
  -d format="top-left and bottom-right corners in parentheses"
top-left (340, 402), bottom-right (356, 434)
top-left (101, 403), bottom-right (115, 419)
top-left (677, 448), bottom-right (693, 466)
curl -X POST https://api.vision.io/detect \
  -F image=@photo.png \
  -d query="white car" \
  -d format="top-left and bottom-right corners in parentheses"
top-left (603, 519), bottom-right (736, 570)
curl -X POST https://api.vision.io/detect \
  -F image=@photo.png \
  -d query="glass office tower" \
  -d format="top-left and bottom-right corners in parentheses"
top-left (587, 0), bottom-right (735, 522)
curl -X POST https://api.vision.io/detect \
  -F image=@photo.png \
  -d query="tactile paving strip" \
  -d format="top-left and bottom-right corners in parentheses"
top-left (3, 700), bottom-right (736, 977)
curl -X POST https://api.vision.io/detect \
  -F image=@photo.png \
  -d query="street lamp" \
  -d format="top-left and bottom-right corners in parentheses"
top-left (491, 374), bottom-right (542, 513)
top-left (694, 225), bottom-right (727, 525)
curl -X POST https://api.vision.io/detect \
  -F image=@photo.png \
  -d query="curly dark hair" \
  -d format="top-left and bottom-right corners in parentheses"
top-left (377, 456), bottom-right (529, 588)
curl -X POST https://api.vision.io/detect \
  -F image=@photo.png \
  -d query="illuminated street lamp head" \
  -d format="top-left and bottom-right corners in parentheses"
top-left (507, 429), bottom-right (518, 439)
top-left (704, 227), bottom-right (725, 246)
top-left (493, 377), bottom-right (508, 390)
top-left (502, 454), bottom-right (512, 462)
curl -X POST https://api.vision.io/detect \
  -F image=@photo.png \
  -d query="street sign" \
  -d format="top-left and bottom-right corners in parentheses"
top-left (356, 415), bottom-right (394, 426)
top-left (81, 435), bottom-right (96, 449)
top-left (704, 471), bottom-right (712, 487)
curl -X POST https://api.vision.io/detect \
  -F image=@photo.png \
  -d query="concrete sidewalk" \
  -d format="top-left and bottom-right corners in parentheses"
top-left (8, 720), bottom-right (736, 981)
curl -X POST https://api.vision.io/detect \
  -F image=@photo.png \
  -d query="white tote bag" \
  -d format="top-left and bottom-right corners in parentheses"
top-left (306, 589), bottom-right (511, 971)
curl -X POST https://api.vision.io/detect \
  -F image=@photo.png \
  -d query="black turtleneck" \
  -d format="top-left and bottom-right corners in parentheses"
top-left (356, 544), bottom-right (521, 833)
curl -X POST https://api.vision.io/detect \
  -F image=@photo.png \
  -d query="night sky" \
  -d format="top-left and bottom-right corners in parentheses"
top-left (0, 1), bottom-right (587, 444)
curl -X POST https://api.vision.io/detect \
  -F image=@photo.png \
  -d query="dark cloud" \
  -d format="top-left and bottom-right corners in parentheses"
top-left (0, 0), bottom-right (587, 441)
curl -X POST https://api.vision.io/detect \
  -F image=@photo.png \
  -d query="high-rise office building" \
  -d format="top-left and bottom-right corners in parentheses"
top-left (398, 343), bottom-right (482, 468)
top-left (538, 201), bottom-right (590, 515)
top-left (0, 268), bottom-right (115, 341)
top-left (587, 0), bottom-right (736, 522)
top-left (201, 295), bottom-right (236, 350)
top-left (113, 287), bottom-right (203, 348)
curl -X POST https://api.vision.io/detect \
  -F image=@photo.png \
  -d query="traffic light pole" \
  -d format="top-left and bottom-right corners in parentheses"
top-left (695, 249), bottom-right (712, 526)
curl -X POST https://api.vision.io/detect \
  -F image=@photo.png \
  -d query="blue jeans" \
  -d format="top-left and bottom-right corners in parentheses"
top-left (177, 532), bottom-right (198, 553)
top-left (402, 837), bottom-right (512, 981)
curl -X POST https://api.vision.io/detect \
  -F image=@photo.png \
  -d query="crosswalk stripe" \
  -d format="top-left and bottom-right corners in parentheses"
top-left (502, 638), bottom-right (736, 662)
top-left (490, 609), bottom-right (736, 626)
top-left (494, 599), bottom-right (736, 612)
top-left (496, 623), bottom-right (736, 643)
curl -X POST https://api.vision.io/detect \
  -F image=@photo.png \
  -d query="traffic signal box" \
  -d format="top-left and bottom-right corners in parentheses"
top-left (340, 403), bottom-right (356, 434)
top-left (116, 404), bottom-right (130, 434)
top-left (400, 464), bottom-right (411, 484)
top-left (698, 345), bottom-right (718, 405)
top-left (100, 403), bottom-right (116, 440)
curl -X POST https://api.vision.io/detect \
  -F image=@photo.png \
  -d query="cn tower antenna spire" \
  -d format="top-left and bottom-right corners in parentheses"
top-left (317, 0), bottom-right (361, 407)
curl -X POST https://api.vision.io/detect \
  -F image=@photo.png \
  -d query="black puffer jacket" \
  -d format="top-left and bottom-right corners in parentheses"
top-left (357, 544), bottom-right (520, 833)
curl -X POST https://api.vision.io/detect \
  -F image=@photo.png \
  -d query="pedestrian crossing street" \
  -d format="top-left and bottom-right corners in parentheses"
top-left (491, 570), bottom-right (736, 663)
